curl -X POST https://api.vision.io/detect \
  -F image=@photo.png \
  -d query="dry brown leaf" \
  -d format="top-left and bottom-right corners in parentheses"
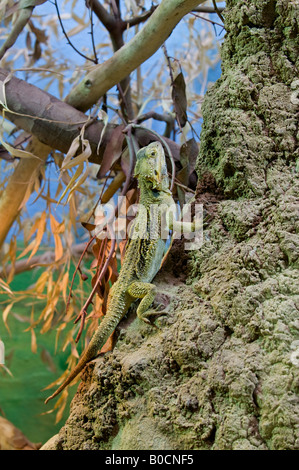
top-left (30, 306), bottom-right (37, 353)
top-left (35, 271), bottom-right (49, 294)
top-left (0, 278), bottom-right (13, 295)
top-left (55, 389), bottom-right (68, 423)
top-left (49, 213), bottom-right (64, 261)
top-left (28, 20), bottom-right (48, 44)
top-left (17, 211), bottom-right (47, 261)
top-left (40, 348), bottom-right (57, 374)
top-left (172, 71), bottom-right (188, 128)
top-left (60, 271), bottom-right (69, 304)
top-left (81, 222), bottom-right (96, 232)
top-left (31, 328), bottom-right (37, 354)
top-left (98, 125), bottom-right (125, 178)
top-left (3, 303), bottom-right (13, 334)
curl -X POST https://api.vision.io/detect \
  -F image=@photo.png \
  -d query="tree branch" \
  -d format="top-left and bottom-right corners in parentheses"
top-left (88, 0), bottom-right (134, 119)
top-left (134, 111), bottom-right (175, 137)
top-left (123, 5), bottom-right (158, 29)
top-left (191, 11), bottom-right (224, 29)
top-left (87, 0), bottom-right (116, 31)
top-left (53, 0), bottom-right (97, 64)
top-left (192, 6), bottom-right (225, 14)
top-left (211, 0), bottom-right (225, 23)
top-left (0, 0), bottom-right (40, 60)
top-left (0, 67), bottom-right (182, 247)
top-left (0, 243), bottom-right (90, 278)
top-left (66, 0), bottom-right (206, 112)
top-left (0, 68), bottom-right (180, 164)
top-left (0, 0), bottom-right (202, 247)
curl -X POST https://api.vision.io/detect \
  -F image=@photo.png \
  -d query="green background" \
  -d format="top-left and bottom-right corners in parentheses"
top-left (0, 267), bottom-right (78, 446)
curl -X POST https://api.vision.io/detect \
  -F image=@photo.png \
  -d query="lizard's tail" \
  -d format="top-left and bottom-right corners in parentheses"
top-left (44, 310), bottom-right (122, 404)
top-left (44, 354), bottom-right (89, 404)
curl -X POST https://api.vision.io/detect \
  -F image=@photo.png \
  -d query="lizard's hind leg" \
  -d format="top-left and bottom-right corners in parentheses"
top-left (128, 281), bottom-right (165, 325)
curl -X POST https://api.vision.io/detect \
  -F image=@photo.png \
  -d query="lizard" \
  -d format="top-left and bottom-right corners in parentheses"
top-left (45, 141), bottom-right (197, 404)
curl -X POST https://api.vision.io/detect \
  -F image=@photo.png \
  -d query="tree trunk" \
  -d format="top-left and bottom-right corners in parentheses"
top-left (42, 0), bottom-right (299, 450)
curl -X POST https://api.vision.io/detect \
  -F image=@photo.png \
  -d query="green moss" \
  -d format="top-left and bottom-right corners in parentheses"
top-left (197, 0), bottom-right (298, 199)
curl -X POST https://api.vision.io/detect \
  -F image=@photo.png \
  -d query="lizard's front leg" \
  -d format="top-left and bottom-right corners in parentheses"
top-left (127, 281), bottom-right (164, 324)
top-left (167, 209), bottom-right (201, 234)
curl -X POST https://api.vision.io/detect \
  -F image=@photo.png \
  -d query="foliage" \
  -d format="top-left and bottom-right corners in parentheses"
top-left (0, 0), bottom-right (224, 420)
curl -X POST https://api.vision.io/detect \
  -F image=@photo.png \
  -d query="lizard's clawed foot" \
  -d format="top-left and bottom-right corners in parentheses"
top-left (138, 304), bottom-right (168, 329)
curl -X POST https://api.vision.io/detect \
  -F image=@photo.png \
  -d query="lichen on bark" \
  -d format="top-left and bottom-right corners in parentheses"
top-left (42, 0), bottom-right (299, 450)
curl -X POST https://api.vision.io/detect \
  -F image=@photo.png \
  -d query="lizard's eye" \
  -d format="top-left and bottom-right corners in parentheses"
top-left (150, 150), bottom-right (156, 157)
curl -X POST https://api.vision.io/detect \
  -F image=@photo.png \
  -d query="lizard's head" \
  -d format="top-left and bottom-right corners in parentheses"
top-left (134, 141), bottom-right (170, 192)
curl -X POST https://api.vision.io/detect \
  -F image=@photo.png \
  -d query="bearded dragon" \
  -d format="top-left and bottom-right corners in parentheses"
top-left (45, 141), bottom-right (196, 404)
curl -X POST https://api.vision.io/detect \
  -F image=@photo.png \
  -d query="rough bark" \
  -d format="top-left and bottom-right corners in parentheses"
top-left (42, 0), bottom-right (299, 450)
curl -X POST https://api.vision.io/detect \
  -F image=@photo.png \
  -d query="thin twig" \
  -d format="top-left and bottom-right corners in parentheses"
top-left (88, 5), bottom-right (98, 64)
top-left (74, 236), bottom-right (108, 342)
top-left (116, 83), bottom-right (130, 123)
top-left (0, 243), bottom-right (89, 278)
top-left (74, 228), bottom-right (116, 341)
top-left (135, 110), bottom-right (175, 138)
top-left (94, 236), bottom-right (108, 281)
top-left (162, 43), bottom-right (186, 143)
top-left (66, 236), bottom-right (96, 314)
top-left (192, 6), bottom-right (225, 14)
top-left (212, 0), bottom-right (225, 23)
top-left (173, 178), bottom-right (195, 194)
top-left (162, 44), bottom-right (175, 86)
top-left (100, 170), bottom-right (126, 204)
top-left (52, 0), bottom-right (97, 64)
top-left (135, 111), bottom-right (174, 126)
top-left (190, 11), bottom-right (224, 29)
top-left (88, 0), bottom-right (115, 31)
top-left (123, 5), bottom-right (157, 29)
